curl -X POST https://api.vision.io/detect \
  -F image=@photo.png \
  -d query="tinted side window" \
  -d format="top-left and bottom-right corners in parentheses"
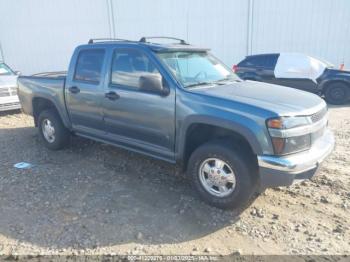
top-left (74, 49), bottom-right (105, 83)
top-left (265, 55), bottom-right (279, 68)
top-left (239, 56), bottom-right (263, 67)
top-left (111, 49), bottom-right (161, 89)
top-left (240, 55), bottom-right (278, 68)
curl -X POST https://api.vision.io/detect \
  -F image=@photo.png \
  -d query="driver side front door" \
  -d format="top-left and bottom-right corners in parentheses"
top-left (102, 48), bottom-right (176, 161)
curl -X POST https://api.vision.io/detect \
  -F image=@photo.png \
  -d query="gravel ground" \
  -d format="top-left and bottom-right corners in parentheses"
top-left (0, 105), bottom-right (349, 256)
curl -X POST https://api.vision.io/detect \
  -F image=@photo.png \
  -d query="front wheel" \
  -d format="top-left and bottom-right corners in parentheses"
top-left (187, 141), bottom-right (258, 209)
top-left (38, 109), bottom-right (70, 150)
top-left (324, 82), bottom-right (349, 105)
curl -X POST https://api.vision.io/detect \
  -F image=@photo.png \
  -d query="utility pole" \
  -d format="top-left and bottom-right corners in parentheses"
top-left (0, 42), bottom-right (4, 62)
top-left (247, 0), bottom-right (254, 56)
top-left (107, 0), bottom-right (116, 38)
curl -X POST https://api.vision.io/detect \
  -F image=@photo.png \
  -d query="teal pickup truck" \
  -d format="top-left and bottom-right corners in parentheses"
top-left (18, 37), bottom-right (335, 209)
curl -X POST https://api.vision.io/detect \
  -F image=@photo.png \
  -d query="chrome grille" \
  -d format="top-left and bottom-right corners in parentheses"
top-left (311, 107), bottom-right (327, 123)
top-left (0, 102), bottom-right (20, 109)
top-left (9, 86), bottom-right (18, 96)
top-left (310, 107), bottom-right (328, 144)
top-left (0, 87), bottom-right (18, 97)
top-left (0, 88), bottom-right (11, 97)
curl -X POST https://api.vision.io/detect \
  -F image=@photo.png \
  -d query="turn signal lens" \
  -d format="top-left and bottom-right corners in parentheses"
top-left (267, 118), bottom-right (283, 129)
top-left (271, 137), bottom-right (285, 155)
top-left (267, 116), bottom-right (311, 129)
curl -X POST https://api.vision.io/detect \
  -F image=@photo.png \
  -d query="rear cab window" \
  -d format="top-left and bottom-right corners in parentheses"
top-left (74, 49), bottom-right (105, 84)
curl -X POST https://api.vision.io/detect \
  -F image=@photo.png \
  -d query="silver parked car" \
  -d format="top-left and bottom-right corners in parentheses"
top-left (0, 62), bottom-right (21, 111)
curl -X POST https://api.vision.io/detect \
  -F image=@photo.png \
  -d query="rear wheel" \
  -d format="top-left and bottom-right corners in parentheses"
top-left (188, 141), bottom-right (258, 209)
top-left (38, 109), bottom-right (70, 150)
top-left (324, 82), bottom-right (349, 105)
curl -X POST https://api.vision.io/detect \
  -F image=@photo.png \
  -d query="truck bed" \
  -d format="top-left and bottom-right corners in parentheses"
top-left (31, 71), bottom-right (67, 78)
top-left (17, 72), bottom-right (70, 127)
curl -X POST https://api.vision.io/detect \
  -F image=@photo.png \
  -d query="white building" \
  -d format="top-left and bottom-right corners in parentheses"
top-left (0, 0), bottom-right (349, 74)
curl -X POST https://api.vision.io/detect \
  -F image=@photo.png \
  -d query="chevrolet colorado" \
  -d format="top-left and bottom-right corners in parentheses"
top-left (18, 37), bottom-right (335, 209)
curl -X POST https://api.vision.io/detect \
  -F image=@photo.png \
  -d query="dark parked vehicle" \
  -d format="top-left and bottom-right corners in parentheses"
top-left (18, 38), bottom-right (334, 209)
top-left (234, 53), bottom-right (350, 105)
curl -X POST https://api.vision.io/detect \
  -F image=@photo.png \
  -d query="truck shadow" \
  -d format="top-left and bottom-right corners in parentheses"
top-left (0, 125), bottom-right (252, 250)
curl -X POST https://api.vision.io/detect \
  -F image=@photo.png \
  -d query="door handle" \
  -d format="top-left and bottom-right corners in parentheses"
top-left (105, 91), bottom-right (120, 100)
top-left (68, 86), bottom-right (80, 94)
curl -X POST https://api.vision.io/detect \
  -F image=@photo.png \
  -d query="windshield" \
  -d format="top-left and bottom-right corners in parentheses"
top-left (0, 63), bottom-right (14, 76)
top-left (157, 51), bottom-right (238, 87)
top-left (312, 56), bottom-right (334, 68)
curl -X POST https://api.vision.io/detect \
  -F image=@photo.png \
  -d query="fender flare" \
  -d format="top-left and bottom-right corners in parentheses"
top-left (32, 95), bottom-right (71, 129)
top-left (176, 115), bottom-right (264, 161)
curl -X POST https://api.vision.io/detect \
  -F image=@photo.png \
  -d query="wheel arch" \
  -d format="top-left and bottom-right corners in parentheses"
top-left (32, 96), bottom-right (70, 128)
top-left (177, 116), bottom-right (263, 170)
top-left (321, 79), bottom-right (350, 95)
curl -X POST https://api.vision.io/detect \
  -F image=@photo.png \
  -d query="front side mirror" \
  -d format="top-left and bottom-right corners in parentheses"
top-left (139, 74), bottom-right (169, 96)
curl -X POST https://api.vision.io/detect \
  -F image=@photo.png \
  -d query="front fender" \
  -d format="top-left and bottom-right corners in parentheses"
top-left (176, 114), bottom-right (267, 161)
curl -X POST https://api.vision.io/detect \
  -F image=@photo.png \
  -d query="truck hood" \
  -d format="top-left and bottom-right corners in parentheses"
top-left (0, 75), bottom-right (18, 88)
top-left (324, 68), bottom-right (350, 77)
top-left (189, 80), bottom-right (326, 116)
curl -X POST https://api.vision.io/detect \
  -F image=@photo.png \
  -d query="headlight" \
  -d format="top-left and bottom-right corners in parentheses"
top-left (270, 135), bottom-right (311, 155)
top-left (267, 116), bottom-right (312, 155)
top-left (267, 116), bottom-right (311, 129)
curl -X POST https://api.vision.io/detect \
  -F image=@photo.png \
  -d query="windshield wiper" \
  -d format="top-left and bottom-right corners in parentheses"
top-left (185, 78), bottom-right (240, 88)
top-left (213, 77), bottom-right (240, 84)
top-left (185, 81), bottom-right (213, 88)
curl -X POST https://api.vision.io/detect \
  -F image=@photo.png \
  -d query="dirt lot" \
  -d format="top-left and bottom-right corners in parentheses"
top-left (0, 105), bottom-right (349, 256)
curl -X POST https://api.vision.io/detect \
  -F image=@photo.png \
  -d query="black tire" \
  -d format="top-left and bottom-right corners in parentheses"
top-left (187, 141), bottom-right (258, 210)
top-left (38, 109), bottom-right (70, 150)
top-left (324, 82), bottom-right (349, 105)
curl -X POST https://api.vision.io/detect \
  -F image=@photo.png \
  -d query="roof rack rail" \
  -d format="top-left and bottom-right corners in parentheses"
top-left (139, 37), bottom-right (189, 45)
top-left (88, 38), bottom-right (131, 44)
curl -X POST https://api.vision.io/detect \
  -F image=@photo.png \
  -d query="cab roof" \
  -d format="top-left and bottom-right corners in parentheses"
top-left (84, 37), bottom-right (210, 52)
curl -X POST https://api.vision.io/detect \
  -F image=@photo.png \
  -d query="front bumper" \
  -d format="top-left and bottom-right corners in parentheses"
top-left (257, 129), bottom-right (335, 188)
top-left (0, 96), bottom-right (21, 112)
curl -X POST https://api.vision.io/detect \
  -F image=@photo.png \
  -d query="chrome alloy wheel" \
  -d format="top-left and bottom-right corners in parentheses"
top-left (42, 119), bottom-right (56, 143)
top-left (199, 158), bottom-right (236, 197)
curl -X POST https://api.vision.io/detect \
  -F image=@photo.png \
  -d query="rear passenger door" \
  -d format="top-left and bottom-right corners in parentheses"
top-left (102, 47), bottom-right (176, 161)
top-left (65, 48), bottom-right (106, 136)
